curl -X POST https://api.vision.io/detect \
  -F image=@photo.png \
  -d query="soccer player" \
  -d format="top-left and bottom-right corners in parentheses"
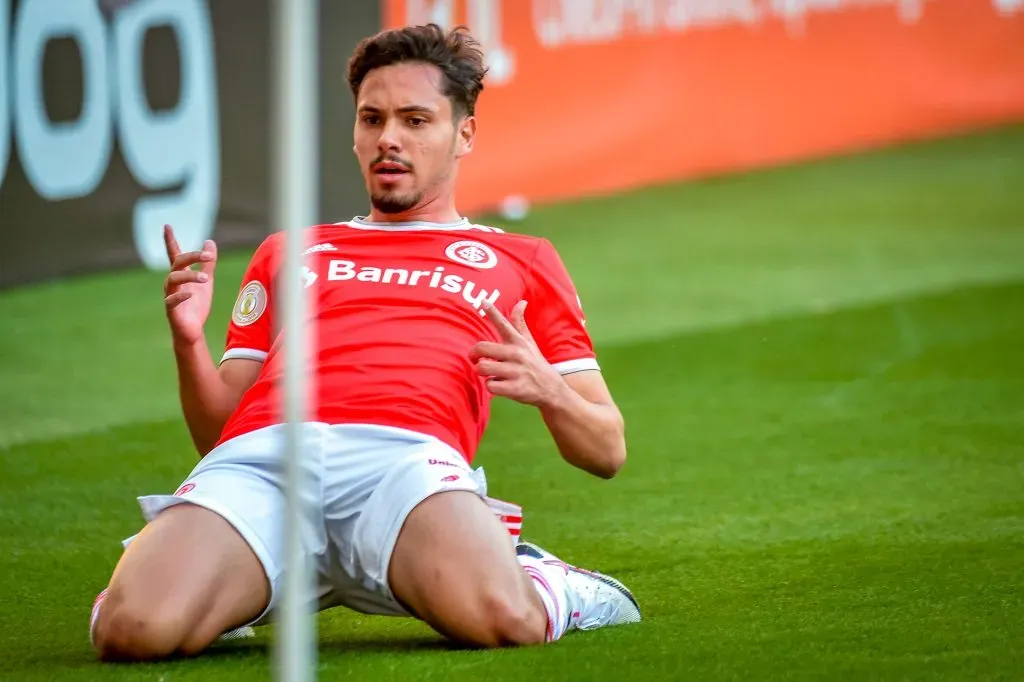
top-left (90, 24), bottom-right (640, 661)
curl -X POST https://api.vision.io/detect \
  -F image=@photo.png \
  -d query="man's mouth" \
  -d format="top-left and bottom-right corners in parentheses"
top-left (373, 161), bottom-right (411, 175)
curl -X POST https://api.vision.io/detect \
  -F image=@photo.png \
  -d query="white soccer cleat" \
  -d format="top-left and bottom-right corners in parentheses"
top-left (216, 625), bottom-right (256, 642)
top-left (517, 541), bottom-right (641, 632)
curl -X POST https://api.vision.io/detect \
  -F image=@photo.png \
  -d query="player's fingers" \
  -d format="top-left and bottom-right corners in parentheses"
top-left (199, 240), bottom-right (218, 277)
top-left (164, 269), bottom-right (209, 293)
top-left (164, 290), bottom-right (193, 308)
top-left (482, 301), bottom-right (523, 344)
top-left (469, 341), bottom-right (518, 362)
top-left (163, 225), bottom-right (181, 265)
top-left (485, 378), bottom-right (518, 399)
top-left (509, 301), bottom-right (536, 345)
top-left (474, 359), bottom-right (518, 380)
top-left (171, 250), bottom-right (214, 272)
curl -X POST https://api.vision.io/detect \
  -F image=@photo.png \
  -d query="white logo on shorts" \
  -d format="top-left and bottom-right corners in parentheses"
top-left (446, 241), bottom-right (498, 270)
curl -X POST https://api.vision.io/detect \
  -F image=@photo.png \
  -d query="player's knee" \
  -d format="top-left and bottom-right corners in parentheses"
top-left (93, 594), bottom-right (189, 662)
top-left (475, 589), bottom-right (546, 648)
top-left (178, 630), bottom-right (217, 658)
top-left (177, 613), bottom-right (232, 658)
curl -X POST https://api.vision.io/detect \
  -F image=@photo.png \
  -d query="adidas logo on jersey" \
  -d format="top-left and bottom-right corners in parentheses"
top-left (303, 242), bottom-right (337, 255)
top-left (325, 260), bottom-right (500, 315)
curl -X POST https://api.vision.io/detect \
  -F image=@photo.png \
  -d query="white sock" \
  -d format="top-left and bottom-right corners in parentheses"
top-left (89, 589), bottom-right (108, 647)
top-left (517, 553), bottom-right (573, 642)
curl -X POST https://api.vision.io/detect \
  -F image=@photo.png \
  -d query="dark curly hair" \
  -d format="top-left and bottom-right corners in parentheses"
top-left (347, 23), bottom-right (488, 119)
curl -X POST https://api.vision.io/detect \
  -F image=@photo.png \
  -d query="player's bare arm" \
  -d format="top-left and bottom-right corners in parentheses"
top-left (540, 370), bottom-right (626, 479)
top-left (163, 225), bottom-right (260, 455)
top-left (471, 301), bottom-right (626, 479)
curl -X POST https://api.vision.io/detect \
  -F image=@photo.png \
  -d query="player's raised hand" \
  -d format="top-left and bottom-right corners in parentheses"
top-left (163, 225), bottom-right (217, 346)
top-left (470, 300), bottom-right (565, 407)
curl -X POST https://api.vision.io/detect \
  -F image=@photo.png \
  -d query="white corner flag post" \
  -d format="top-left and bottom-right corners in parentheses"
top-left (272, 0), bottom-right (319, 680)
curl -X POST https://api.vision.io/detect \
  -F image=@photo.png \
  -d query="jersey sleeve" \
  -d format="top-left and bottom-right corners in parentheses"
top-left (221, 234), bottom-right (278, 364)
top-left (524, 238), bottom-right (599, 375)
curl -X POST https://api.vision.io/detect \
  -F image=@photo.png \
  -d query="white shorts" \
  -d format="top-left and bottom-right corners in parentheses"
top-left (121, 423), bottom-right (523, 626)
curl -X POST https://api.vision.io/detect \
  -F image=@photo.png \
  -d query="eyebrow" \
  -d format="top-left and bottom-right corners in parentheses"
top-left (358, 105), bottom-right (436, 115)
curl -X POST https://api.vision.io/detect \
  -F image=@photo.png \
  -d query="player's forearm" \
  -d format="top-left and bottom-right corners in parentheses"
top-left (173, 338), bottom-right (237, 456)
top-left (538, 382), bottom-right (627, 479)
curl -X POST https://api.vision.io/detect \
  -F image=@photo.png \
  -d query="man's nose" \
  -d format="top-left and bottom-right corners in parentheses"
top-left (377, 118), bottom-right (401, 153)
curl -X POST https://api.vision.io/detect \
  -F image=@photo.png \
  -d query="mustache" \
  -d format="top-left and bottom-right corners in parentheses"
top-left (370, 155), bottom-right (413, 171)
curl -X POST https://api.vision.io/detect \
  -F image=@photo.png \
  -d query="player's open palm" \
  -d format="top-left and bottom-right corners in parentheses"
top-left (470, 301), bottom-right (564, 407)
top-left (163, 225), bottom-right (217, 346)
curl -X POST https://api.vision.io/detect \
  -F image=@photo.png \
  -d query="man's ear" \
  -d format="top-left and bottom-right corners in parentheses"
top-left (456, 115), bottom-right (477, 158)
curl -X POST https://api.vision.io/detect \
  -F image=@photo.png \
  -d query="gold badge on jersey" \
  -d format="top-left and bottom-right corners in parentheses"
top-left (232, 281), bottom-right (267, 327)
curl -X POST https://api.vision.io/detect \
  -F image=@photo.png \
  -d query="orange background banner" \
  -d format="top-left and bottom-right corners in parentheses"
top-left (384, 1), bottom-right (1024, 215)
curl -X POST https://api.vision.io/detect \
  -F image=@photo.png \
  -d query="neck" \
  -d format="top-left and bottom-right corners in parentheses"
top-left (367, 193), bottom-right (461, 225)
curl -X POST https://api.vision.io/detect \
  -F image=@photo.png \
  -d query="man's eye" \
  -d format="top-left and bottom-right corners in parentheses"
top-left (408, 118), bottom-right (426, 127)
top-left (362, 115), bottom-right (380, 125)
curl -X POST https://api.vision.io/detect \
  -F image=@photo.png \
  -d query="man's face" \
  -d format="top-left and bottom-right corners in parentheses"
top-left (353, 62), bottom-right (475, 215)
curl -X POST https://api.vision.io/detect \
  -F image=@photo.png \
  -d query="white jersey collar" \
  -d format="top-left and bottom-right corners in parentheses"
top-left (341, 216), bottom-right (472, 231)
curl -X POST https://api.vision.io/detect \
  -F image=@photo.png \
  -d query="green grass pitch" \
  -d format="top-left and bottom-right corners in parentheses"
top-left (1, 125), bottom-right (1022, 681)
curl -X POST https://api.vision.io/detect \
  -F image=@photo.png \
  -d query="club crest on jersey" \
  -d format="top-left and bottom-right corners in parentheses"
top-left (232, 281), bottom-right (267, 327)
top-left (446, 240), bottom-right (498, 270)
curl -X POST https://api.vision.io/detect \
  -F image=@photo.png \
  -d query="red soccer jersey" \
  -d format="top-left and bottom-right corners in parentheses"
top-left (215, 217), bottom-right (598, 462)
